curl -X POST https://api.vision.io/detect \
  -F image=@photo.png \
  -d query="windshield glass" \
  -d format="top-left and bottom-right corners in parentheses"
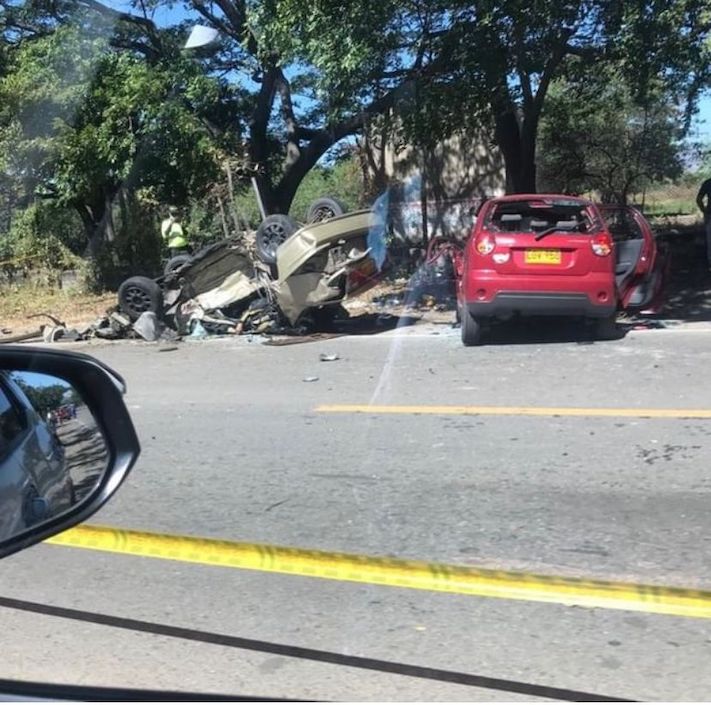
top-left (1, 0), bottom-right (711, 701)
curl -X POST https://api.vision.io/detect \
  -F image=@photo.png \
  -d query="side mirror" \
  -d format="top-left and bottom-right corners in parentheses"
top-left (0, 346), bottom-right (139, 559)
top-left (184, 25), bottom-right (221, 51)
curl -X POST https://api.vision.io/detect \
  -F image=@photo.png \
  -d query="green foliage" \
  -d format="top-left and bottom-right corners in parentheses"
top-left (538, 76), bottom-right (685, 203)
top-left (290, 157), bottom-right (364, 221)
top-left (0, 24), bottom-right (235, 262)
top-left (1, 202), bottom-right (82, 278)
top-left (0, 19), bottom-right (247, 286)
top-left (13, 378), bottom-right (69, 416)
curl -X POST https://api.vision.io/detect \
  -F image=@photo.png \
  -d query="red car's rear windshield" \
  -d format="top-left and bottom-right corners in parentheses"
top-left (484, 198), bottom-right (602, 234)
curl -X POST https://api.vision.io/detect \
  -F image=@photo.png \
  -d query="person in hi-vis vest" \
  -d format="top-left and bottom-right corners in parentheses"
top-left (161, 206), bottom-right (190, 258)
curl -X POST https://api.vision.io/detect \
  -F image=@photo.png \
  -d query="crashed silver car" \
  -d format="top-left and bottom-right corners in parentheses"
top-left (116, 209), bottom-right (387, 335)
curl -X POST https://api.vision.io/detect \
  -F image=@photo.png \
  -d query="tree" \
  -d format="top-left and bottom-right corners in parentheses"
top-left (3, 0), bottom-right (710, 218)
top-left (0, 22), bottom-right (238, 258)
top-left (415, 1), bottom-right (710, 194)
top-left (538, 77), bottom-right (685, 203)
top-left (13, 377), bottom-right (68, 416)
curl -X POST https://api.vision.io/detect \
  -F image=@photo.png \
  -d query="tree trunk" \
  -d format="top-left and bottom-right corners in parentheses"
top-left (76, 204), bottom-right (101, 260)
top-left (493, 109), bottom-right (538, 194)
top-left (519, 113), bottom-right (538, 194)
top-left (216, 193), bottom-right (231, 239)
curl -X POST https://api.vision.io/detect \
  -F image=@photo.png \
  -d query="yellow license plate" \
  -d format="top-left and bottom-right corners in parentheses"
top-left (525, 249), bottom-right (561, 264)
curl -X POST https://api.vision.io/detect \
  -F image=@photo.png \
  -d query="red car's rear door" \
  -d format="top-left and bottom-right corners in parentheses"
top-left (600, 206), bottom-right (666, 312)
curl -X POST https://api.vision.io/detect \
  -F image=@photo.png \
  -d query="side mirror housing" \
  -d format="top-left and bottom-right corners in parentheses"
top-left (0, 346), bottom-right (140, 559)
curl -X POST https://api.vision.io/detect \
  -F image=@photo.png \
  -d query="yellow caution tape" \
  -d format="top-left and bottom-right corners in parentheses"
top-left (46, 524), bottom-right (711, 620)
top-left (316, 404), bottom-right (711, 419)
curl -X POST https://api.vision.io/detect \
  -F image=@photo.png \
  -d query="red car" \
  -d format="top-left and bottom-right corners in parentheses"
top-left (456, 194), bottom-right (667, 345)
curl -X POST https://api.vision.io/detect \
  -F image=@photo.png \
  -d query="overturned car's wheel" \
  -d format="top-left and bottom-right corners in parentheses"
top-left (118, 276), bottom-right (163, 321)
top-left (164, 254), bottom-right (191, 276)
top-left (460, 306), bottom-right (482, 346)
top-left (255, 214), bottom-right (299, 266)
top-left (306, 196), bottom-right (347, 224)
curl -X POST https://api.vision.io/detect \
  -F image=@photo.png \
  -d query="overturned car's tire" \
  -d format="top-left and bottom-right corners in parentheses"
top-left (306, 196), bottom-right (347, 224)
top-left (255, 214), bottom-right (299, 265)
top-left (118, 276), bottom-right (163, 321)
top-left (164, 254), bottom-right (191, 276)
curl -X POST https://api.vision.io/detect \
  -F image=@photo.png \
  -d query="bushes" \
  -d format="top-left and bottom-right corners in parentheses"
top-left (0, 203), bottom-right (82, 285)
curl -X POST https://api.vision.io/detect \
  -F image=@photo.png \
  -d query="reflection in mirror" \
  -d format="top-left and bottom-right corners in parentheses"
top-left (0, 370), bottom-right (108, 542)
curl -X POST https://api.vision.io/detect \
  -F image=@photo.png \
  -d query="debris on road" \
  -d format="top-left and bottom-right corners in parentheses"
top-left (133, 311), bottom-right (165, 342)
top-left (303, 376), bottom-right (319, 382)
top-left (319, 353), bottom-right (340, 362)
top-left (369, 237), bottom-right (462, 313)
top-left (42, 325), bottom-right (81, 343)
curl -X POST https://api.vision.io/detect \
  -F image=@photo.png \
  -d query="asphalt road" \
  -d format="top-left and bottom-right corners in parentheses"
top-left (2, 321), bottom-right (711, 700)
top-left (56, 411), bottom-right (108, 503)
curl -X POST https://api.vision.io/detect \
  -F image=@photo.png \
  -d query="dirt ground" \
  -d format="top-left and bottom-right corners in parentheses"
top-left (0, 287), bottom-right (116, 337)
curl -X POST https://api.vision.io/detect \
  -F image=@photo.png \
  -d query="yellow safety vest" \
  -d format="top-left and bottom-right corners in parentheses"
top-left (161, 218), bottom-right (188, 249)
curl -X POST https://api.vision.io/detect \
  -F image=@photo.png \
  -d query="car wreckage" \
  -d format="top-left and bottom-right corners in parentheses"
top-left (115, 209), bottom-right (388, 337)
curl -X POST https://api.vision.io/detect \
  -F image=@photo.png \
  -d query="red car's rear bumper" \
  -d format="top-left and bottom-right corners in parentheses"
top-left (461, 271), bottom-right (616, 318)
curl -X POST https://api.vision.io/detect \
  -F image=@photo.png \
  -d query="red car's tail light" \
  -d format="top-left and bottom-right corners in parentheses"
top-left (474, 232), bottom-right (496, 255)
top-left (591, 233), bottom-right (612, 256)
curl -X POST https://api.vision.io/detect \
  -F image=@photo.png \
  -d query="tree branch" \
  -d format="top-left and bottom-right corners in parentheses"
top-left (532, 31), bottom-right (573, 114)
top-left (275, 69), bottom-right (302, 166)
top-left (189, 1), bottom-right (238, 43)
top-left (77, 0), bottom-right (157, 33)
top-left (564, 43), bottom-right (604, 60)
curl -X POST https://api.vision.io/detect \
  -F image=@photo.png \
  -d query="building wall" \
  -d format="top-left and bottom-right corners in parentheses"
top-left (359, 124), bottom-right (506, 240)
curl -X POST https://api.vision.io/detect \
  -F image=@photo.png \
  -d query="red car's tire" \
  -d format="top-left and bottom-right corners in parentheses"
top-left (595, 314), bottom-right (619, 340)
top-left (461, 306), bottom-right (482, 346)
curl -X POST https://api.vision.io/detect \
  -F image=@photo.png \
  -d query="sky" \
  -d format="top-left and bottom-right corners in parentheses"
top-left (11, 371), bottom-right (72, 391)
top-left (111, 2), bottom-right (711, 144)
top-left (694, 93), bottom-right (711, 141)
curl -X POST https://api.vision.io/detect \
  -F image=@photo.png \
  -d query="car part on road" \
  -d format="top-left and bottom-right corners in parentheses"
top-left (132, 311), bottom-right (165, 342)
top-left (0, 330), bottom-right (43, 344)
top-left (255, 214), bottom-right (299, 265)
top-left (41, 325), bottom-right (81, 343)
top-left (306, 196), bottom-right (347, 224)
top-left (118, 276), bottom-right (164, 321)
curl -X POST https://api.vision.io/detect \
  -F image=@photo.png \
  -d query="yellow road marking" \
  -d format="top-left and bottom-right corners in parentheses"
top-left (46, 525), bottom-right (711, 620)
top-left (316, 404), bottom-right (711, 419)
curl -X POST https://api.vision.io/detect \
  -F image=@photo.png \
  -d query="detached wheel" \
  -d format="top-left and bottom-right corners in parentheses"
top-left (118, 276), bottom-right (163, 321)
top-left (255, 214), bottom-right (299, 265)
top-left (460, 306), bottom-right (482, 346)
top-left (164, 254), bottom-right (191, 276)
top-left (306, 197), bottom-right (347, 224)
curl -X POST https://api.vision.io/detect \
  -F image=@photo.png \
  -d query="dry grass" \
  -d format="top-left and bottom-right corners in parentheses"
top-left (0, 284), bottom-right (116, 335)
top-left (640, 183), bottom-right (700, 216)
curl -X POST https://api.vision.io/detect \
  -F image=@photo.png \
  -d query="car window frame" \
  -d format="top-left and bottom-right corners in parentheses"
top-left (482, 198), bottom-right (603, 235)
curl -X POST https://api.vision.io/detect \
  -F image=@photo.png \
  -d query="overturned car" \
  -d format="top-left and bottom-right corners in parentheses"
top-left (116, 209), bottom-right (387, 336)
